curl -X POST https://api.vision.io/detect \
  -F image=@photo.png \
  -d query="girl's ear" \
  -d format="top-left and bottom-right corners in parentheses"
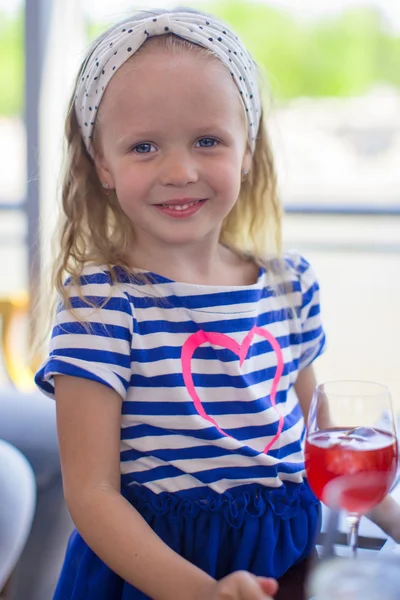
top-left (93, 150), bottom-right (114, 190)
top-left (242, 148), bottom-right (252, 176)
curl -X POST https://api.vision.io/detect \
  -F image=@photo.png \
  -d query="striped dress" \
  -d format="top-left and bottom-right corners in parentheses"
top-left (35, 252), bottom-right (326, 599)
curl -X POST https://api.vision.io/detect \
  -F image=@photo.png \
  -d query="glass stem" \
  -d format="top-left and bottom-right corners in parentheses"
top-left (347, 513), bottom-right (360, 558)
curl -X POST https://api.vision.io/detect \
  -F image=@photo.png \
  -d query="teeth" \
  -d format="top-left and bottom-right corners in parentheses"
top-left (162, 200), bottom-right (200, 211)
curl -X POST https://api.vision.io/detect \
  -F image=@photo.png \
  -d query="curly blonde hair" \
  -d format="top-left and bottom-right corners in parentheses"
top-left (44, 8), bottom-right (282, 336)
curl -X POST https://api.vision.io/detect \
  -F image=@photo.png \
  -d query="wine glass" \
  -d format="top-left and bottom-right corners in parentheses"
top-left (305, 380), bottom-right (398, 557)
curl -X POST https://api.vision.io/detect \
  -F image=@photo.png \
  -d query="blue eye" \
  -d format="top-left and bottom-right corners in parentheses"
top-left (196, 137), bottom-right (218, 148)
top-left (132, 143), bottom-right (156, 154)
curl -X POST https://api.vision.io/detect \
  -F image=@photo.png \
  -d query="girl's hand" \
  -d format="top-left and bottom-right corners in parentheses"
top-left (202, 571), bottom-right (278, 600)
top-left (367, 495), bottom-right (400, 543)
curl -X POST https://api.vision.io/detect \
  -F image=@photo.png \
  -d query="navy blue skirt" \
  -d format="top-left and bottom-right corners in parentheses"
top-left (54, 482), bottom-right (320, 600)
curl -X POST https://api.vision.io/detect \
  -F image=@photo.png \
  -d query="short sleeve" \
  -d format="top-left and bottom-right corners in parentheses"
top-left (287, 253), bottom-right (326, 370)
top-left (35, 266), bottom-right (133, 400)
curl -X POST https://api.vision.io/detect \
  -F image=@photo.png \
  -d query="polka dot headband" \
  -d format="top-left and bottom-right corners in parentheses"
top-left (75, 11), bottom-right (262, 158)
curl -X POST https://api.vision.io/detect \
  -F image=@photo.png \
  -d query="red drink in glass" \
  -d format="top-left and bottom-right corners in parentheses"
top-left (305, 427), bottom-right (398, 513)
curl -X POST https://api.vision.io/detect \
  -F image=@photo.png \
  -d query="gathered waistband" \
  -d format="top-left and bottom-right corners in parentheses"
top-left (121, 481), bottom-right (319, 529)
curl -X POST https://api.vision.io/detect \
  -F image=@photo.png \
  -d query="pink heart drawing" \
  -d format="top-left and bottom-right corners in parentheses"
top-left (181, 326), bottom-right (285, 454)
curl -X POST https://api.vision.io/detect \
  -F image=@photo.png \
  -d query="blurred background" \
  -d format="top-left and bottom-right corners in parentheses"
top-left (0, 1), bottom-right (399, 597)
top-left (0, 0), bottom-right (399, 399)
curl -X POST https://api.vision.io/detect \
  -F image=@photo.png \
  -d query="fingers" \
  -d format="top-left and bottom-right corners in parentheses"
top-left (216, 571), bottom-right (278, 599)
top-left (257, 577), bottom-right (279, 597)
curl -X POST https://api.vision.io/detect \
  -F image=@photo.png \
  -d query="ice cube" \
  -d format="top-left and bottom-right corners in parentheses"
top-left (325, 448), bottom-right (367, 474)
top-left (335, 427), bottom-right (380, 448)
top-left (313, 432), bottom-right (331, 447)
top-left (347, 426), bottom-right (378, 439)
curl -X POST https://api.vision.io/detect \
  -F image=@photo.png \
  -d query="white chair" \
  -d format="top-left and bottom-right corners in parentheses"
top-left (0, 439), bottom-right (36, 592)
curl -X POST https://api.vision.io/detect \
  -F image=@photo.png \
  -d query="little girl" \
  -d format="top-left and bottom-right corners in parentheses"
top-left (36, 7), bottom-right (328, 600)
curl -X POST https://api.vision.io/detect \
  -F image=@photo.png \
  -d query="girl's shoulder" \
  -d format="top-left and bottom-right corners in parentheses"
top-left (282, 251), bottom-right (319, 287)
top-left (60, 263), bottom-right (135, 319)
top-left (261, 251), bottom-right (319, 290)
top-left (63, 263), bottom-right (138, 296)
top-left (63, 263), bottom-right (118, 287)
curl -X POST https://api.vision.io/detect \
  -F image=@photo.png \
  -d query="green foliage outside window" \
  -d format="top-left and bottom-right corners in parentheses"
top-left (209, 1), bottom-right (400, 98)
top-left (1, 1), bottom-right (400, 116)
top-left (0, 10), bottom-right (23, 116)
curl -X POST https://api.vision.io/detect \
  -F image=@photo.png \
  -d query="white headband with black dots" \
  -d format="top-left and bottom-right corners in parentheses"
top-left (75, 12), bottom-right (261, 157)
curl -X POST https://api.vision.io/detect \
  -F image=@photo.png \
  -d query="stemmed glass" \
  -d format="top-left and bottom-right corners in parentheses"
top-left (305, 380), bottom-right (398, 557)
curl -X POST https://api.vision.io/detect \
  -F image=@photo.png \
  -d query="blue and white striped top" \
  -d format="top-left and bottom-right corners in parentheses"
top-left (35, 252), bottom-right (325, 497)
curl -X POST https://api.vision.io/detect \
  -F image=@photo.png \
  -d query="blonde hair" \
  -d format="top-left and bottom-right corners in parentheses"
top-left (45, 9), bottom-right (282, 335)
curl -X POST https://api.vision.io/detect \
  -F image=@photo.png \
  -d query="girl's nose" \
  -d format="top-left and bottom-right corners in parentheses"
top-left (159, 152), bottom-right (199, 187)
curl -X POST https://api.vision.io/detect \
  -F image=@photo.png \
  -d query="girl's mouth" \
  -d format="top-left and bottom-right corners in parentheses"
top-left (154, 198), bottom-right (207, 218)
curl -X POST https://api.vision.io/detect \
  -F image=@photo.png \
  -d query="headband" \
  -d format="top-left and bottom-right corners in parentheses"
top-left (75, 11), bottom-right (261, 157)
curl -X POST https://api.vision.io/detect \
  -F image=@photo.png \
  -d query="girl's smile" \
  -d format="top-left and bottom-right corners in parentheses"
top-left (153, 197), bottom-right (207, 218)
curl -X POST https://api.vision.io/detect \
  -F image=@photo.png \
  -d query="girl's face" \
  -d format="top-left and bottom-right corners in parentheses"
top-left (95, 42), bottom-right (251, 252)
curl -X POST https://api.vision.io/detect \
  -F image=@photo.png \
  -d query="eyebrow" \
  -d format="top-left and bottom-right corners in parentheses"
top-left (122, 120), bottom-right (236, 136)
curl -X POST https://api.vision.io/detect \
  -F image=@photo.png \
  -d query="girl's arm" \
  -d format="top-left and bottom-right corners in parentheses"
top-left (294, 365), bottom-right (317, 422)
top-left (55, 375), bottom-right (214, 600)
top-left (295, 365), bottom-right (331, 429)
top-left (55, 375), bottom-right (277, 600)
